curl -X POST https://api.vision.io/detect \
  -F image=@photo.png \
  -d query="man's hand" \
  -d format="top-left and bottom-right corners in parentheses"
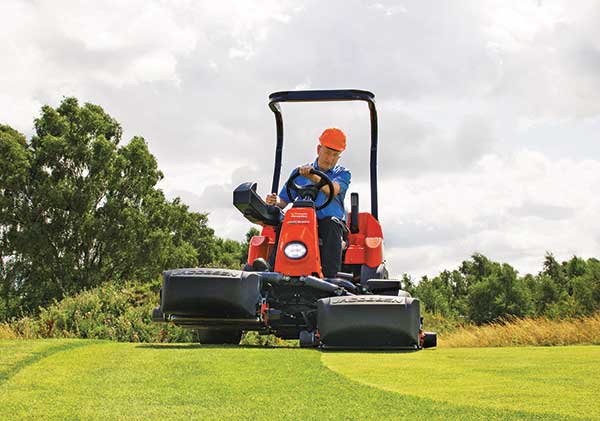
top-left (299, 164), bottom-right (319, 182)
top-left (266, 193), bottom-right (288, 208)
top-left (298, 164), bottom-right (341, 198)
top-left (265, 193), bottom-right (279, 206)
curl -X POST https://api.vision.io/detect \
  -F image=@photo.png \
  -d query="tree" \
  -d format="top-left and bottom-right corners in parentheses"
top-left (209, 227), bottom-right (261, 270)
top-left (467, 263), bottom-right (533, 324)
top-left (414, 275), bottom-right (452, 315)
top-left (0, 98), bottom-right (216, 317)
top-left (0, 125), bottom-right (30, 318)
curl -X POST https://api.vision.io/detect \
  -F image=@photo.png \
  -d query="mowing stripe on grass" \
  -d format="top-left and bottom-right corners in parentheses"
top-left (321, 345), bottom-right (600, 420)
top-left (0, 341), bottom-right (584, 420)
top-left (0, 339), bottom-right (92, 384)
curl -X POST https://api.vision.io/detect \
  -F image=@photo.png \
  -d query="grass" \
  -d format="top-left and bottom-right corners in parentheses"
top-left (323, 346), bottom-right (600, 420)
top-left (440, 313), bottom-right (600, 348)
top-left (1, 339), bottom-right (598, 420)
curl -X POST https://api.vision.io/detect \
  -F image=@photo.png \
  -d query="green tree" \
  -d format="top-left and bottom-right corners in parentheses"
top-left (467, 263), bottom-right (533, 324)
top-left (414, 275), bottom-right (452, 315)
top-left (0, 125), bottom-right (31, 318)
top-left (0, 98), bottom-right (215, 317)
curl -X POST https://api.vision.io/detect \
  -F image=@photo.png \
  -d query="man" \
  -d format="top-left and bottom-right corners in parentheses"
top-left (266, 127), bottom-right (351, 278)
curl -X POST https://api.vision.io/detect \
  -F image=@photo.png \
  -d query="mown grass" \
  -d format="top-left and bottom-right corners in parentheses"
top-left (440, 313), bottom-right (600, 348)
top-left (323, 345), bottom-right (600, 420)
top-left (0, 339), bottom-right (87, 383)
top-left (1, 339), bottom-right (598, 420)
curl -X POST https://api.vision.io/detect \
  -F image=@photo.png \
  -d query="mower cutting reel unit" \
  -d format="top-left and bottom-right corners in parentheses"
top-left (153, 90), bottom-right (437, 350)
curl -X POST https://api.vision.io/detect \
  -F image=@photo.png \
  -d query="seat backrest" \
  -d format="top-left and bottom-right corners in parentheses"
top-left (344, 212), bottom-right (383, 267)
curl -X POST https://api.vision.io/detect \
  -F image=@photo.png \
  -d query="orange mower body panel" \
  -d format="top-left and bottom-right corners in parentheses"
top-left (273, 207), bottom-right (323, 278)
top-left (247, 210), bottom-right (383, 276)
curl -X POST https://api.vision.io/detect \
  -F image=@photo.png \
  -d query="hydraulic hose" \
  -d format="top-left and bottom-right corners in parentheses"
top-left (257, 272), bottom-right (353, 295)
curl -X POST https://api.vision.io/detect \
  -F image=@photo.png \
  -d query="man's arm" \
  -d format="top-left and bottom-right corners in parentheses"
top-left (298, 165), bottom-right (348, 198)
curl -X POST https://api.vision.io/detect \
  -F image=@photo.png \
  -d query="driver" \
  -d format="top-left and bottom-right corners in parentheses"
top-left (265, 128), bottom-right (351, 278)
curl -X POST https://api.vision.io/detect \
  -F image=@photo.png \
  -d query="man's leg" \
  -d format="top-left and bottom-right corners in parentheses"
top-left (318, 217), bottom-right (344, 278)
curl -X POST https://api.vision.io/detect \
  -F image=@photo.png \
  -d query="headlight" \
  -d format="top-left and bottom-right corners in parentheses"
top-left (283, 241), bottom-right (307, 259)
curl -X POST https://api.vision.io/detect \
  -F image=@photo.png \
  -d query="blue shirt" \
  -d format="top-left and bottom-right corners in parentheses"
top-left (279, 159), bottom-right (351, 221)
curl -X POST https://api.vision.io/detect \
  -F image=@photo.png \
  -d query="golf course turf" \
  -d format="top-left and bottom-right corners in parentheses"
top-left (1, 339), bottom-right (598, 419)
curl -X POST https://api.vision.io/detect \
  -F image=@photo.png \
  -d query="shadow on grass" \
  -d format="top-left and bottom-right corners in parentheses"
top-left (135, 343), bottom-right (423, 353)
top-left (319, 348), bottom-right (419, 354)
top-left (0, 341), bottom-right (93, 385)
top-left (136, 343), bottom-right (300, 350)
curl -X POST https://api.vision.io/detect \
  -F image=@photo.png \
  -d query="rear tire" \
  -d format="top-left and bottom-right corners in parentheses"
top-left (196, 329), bottom-right (243, 345)
top-left (422, 331), bottom-right (437, 348)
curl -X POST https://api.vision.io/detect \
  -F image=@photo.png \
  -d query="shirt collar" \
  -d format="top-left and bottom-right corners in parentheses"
top-left (313, 158), bottom-right (335, 174)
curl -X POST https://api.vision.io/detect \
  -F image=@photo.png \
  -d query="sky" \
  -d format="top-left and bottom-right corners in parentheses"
top-left (2, 0), bottom-right (599, 279)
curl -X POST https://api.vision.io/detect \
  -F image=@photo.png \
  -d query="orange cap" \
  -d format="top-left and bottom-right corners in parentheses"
top-left (319, 128), bottom-right (346, 152)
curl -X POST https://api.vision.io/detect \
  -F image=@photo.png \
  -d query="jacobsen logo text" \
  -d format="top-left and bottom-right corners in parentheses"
top-left (330, 297), bottom-right (409, 305)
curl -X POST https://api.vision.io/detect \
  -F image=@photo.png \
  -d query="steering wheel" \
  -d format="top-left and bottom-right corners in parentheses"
top-left (285, 167), bottom-right (335, 211)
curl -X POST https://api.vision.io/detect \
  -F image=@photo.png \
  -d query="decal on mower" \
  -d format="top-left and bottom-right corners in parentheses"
top-left (329, 296), bottom-right (410, 305)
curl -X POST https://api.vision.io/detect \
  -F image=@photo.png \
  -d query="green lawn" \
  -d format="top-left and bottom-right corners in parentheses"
top-left (0, 340), bottom-right (597, 420)
top-left (323, 346), bottom-right (600, 420)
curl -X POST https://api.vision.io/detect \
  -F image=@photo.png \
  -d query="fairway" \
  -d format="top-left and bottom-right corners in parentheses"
top-left (1, 340), bottom-right (598, 420)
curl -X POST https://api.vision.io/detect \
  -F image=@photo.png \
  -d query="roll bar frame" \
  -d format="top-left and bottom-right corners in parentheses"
top-left (267, 89), bottom-right (379, 219)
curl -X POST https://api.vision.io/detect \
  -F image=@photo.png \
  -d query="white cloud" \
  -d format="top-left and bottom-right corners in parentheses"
top-left (2, 0), bottom-right (600, 277)
top-left (379, 150), bottom-right (600, 278)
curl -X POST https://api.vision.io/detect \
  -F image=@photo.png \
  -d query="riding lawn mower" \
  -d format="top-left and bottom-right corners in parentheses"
top-left (153, 89), bottom-right (437, 350)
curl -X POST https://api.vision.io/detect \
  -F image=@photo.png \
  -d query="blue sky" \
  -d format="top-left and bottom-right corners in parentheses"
top-left (2, 0), bottom-right (599, 278)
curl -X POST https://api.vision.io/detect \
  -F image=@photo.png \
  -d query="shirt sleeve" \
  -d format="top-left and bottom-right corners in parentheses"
top-left (278, 169), bottom-right (297, 204)
top-left (333, 168), bottom-right (351, 197)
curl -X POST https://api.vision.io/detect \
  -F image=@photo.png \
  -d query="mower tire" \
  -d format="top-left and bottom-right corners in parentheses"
top-left (422, 331), bottom-right (437, 348)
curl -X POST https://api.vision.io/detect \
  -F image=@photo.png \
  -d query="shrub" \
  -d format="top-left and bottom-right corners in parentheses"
top-left (3, 279), bottom-right (193, 343)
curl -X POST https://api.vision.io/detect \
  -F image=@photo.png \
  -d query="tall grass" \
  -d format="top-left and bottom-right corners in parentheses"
top-left (0, 322), bottom-right (18, 339)
top-left (440, 313), bottom-right (600, 348)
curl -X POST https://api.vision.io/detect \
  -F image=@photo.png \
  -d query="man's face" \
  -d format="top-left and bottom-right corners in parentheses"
top-left (316, 144), bottom-right (342, 170)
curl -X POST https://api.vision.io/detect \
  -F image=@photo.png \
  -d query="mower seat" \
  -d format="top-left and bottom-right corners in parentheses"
top-left (343, 192), bottom-right (383, 268)
top-left (344, 214), bottom-right (383, 268)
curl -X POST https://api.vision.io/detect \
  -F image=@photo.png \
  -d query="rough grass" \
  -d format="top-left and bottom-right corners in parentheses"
top-left (0, 323), bottom-right (17, 340)
top-left (1, 339), bottom-right (598, 420)
top-left (440, 313), bottom-right (600, 348)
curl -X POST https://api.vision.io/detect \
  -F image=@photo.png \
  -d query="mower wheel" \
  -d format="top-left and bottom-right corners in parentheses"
top-left (196, 329), bottom-right (243, 345)
top-left (299, 330), bottom-right (319, 348)
top-left (422, 331), bottom-right (437, 348)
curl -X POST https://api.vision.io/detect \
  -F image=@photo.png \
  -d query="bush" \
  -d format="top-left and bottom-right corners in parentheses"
top-left (0, 278), bottom-right (295, 346)
top-left (2, 279), bottom-right (193, 342)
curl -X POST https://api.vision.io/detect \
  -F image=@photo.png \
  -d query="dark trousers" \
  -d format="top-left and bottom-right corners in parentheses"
top-left (268, 216), bottom-right (345, 278)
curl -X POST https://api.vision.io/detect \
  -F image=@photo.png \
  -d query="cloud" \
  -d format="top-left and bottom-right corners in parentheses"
top-left (379, 149), bottom-right (600, 278)
top-left (3, 0), bottom-right (600, 277)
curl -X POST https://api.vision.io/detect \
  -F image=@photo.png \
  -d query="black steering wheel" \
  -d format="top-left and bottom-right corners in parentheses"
top-left (285, 167), bottom-right (335, 211)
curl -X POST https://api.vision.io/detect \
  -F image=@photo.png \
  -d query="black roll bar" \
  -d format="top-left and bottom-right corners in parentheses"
top-left (267, 89), bottom-right (379, 220)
